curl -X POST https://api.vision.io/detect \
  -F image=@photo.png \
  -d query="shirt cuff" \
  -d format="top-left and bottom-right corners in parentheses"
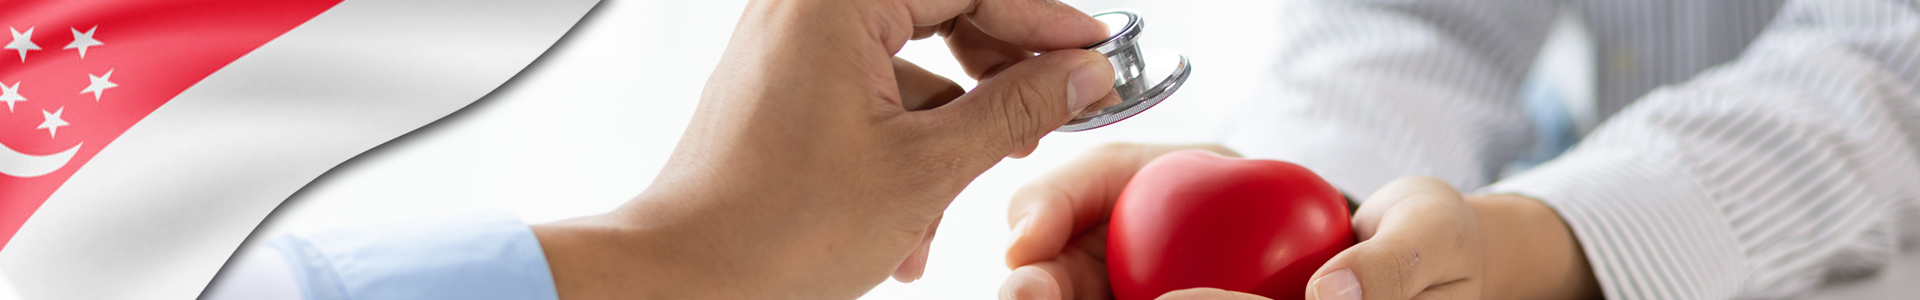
top-left (1484, 147), bottom-right (1747, 300)
top-left (267, 210), bottom-right (559, 300)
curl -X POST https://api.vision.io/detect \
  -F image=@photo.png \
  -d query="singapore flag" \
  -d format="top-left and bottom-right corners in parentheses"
top-left (0, 0), bottom-right (597, 299)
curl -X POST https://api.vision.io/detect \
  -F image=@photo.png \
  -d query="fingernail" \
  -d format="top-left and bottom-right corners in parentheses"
top-left (1006, 214), bottom-right (1034, 249)
top-left (1311, 269), bottom-right (1361, 300)
top-left (1001, 266), bottom-right (1061, 300)
top-left (1067, 56), bottom-right (1113, 114)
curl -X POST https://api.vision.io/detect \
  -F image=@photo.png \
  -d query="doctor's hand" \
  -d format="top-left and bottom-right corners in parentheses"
top-left (531, 0), bottom-right (1117, 299)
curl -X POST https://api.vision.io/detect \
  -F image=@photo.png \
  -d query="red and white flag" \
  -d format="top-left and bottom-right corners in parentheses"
top-left (0, 0), bottom-right (597, 299)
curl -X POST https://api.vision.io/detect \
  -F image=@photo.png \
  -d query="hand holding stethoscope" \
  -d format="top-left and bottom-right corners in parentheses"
top-left (530, 0), bottom-right (1179, 298)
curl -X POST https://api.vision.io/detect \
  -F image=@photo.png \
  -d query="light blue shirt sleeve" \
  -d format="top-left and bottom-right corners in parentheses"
top-left (266, 210), bottom-right (559, 300)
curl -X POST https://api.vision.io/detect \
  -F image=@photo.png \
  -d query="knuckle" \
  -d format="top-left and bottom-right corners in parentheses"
top-left (863, 1), bottom-right (914, 50)
top-left (1355, 244), bottom-right (1423, 294)
top-left (1408, 176), bottom-right (1463, 195)
top-left (988, 80), bottom-right (1054, 152)
top-left (1007, 78), bottom-right (1056, 119)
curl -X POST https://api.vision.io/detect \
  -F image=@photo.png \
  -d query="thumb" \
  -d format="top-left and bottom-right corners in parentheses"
top-left (926, 49), bottom-right (1113, 156)
top-left (1306, 177), bottom-right (1482, 300)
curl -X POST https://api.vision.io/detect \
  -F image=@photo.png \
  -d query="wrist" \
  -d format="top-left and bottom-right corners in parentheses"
top-left (533, 190), bottom-right (868, 299)
top-left (1466, 194), bottom-right (1601, 300)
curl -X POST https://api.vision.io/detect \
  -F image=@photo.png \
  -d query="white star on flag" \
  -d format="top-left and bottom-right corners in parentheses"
top-left (0, 81), bottom-right (23, 112)
top-left (81, 69), bottom-right (116, 101)
top-left (36, 107), bottom-right (68, 139)
top-left (65, 26), bottom-right (103, 59)
top-left (5, 27), bottom-right (38, 62)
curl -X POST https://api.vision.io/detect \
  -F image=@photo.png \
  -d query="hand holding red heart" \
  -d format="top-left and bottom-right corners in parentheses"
top-left (1000, 143), bottom-right (1600, 300)
top-left (1106, 149), bottom-right (1353, 300)
top-left (1305, 181), bottom-right (1601, 300)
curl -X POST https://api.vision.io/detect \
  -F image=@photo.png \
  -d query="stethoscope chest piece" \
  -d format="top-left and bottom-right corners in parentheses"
top-left (1057, 9), bottom-right (1191, 132)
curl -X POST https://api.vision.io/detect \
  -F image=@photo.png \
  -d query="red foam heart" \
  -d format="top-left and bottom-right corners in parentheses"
top-left (1107, 150), bottom-right (1353, 300)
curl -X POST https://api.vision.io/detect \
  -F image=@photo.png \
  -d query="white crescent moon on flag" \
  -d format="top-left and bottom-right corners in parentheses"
top-left (0, 142), bottom-right (80, 178)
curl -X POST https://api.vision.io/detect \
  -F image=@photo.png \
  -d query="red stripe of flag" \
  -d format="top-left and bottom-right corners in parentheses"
top-left (0, 0), bottom-right (343, 248)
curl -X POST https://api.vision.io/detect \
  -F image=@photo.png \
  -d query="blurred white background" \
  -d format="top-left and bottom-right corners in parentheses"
top-left (242, 0), bottom-right (1915, 299)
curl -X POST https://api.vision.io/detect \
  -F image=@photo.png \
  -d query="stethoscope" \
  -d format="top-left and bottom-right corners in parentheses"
top-left (1057, 9), bottom-right (1190, 132)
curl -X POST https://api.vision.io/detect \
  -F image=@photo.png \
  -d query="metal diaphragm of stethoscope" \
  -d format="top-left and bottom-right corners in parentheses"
top-left (1056, 9), bottom-right (1191, 132)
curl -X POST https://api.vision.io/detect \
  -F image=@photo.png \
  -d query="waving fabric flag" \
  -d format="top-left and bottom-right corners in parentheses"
top-left (0, 0), bottom-right (599, 299)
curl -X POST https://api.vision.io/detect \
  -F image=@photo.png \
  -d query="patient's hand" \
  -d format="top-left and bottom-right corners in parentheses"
top-left (998, 142), bottom-right (1239, 300)
top-left (1000, 146), bottom-right (1599, 300)
top-left (1299, 179), bottom-right (1600, 300)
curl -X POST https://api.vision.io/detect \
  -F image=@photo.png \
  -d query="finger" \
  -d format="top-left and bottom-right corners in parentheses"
top-left (1350, 176), bottom-right (1450, 240)
top-left (1001, 265), bottom-right (1063, 300)
top-left (1309, 229), bottom-right (1477, 300)
top-left (893, 57), bottom-right (966, 111)
top-left (1005, 144), bottom-right (1233, 268)
top-left (1004, 143), bottom-right (1144, 268)
top-left (1157, 288), bottom-right (1275, 300)
top-left (1074, 90), bottom-right (1124, 119)
top-left (1307, 177), bottom-right (1482, 300)
top-left (911, 19), bottom-right (953, 41)
top-left (1008, 139), bottom-right (1044, 159)
top-left (916, 49), bottom-right (1111, 162)
top-left (896, 0), bottom-right (1107, 50)
top-left (999, 244), bottom-right (1110, 300)
top-left (945, 15), bottom-right (1034, 80)
top-left (892, 214), bottom-right (943, 283)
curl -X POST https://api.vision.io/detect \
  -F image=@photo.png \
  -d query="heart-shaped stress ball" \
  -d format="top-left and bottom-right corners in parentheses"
top-left (1108, 150), bottom-right (1354, 300)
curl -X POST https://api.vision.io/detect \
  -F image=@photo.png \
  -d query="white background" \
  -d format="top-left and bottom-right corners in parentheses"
top-left (243, 0), bottom-right (1917, 299)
